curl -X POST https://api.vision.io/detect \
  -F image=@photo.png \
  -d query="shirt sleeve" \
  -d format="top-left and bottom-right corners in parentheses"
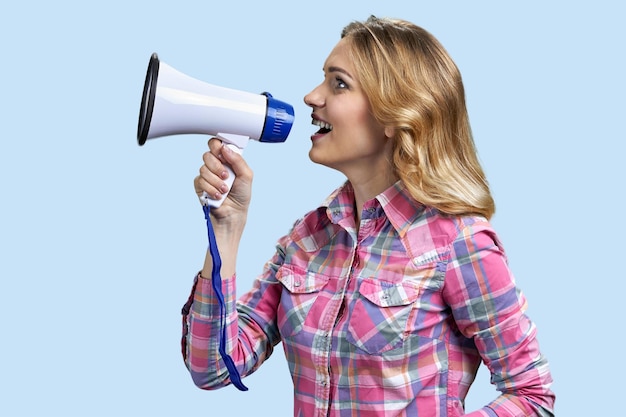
top-left (443, 220), bottom-right (555, 416)
top-left (181, 239), bottom-right (287, 390)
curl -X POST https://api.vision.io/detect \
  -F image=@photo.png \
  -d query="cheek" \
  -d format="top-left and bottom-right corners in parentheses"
top-left (358, 115), bottom-right (387, 144)
top-left (353, 101), bottom-right (384, 135)
top-left (330, 98), bottom-right (385, 145)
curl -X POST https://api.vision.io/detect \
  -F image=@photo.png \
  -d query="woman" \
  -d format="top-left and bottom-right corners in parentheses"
top-left (183, 16), bottom-right (555, 416)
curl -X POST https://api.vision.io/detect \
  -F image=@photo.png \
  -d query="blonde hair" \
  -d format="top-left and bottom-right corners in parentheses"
top-left (341, 16), bottom-right (495, 219)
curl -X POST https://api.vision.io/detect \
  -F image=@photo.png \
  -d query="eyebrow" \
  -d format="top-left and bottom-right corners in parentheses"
top-left (326, 66), bottom-right (354, 80)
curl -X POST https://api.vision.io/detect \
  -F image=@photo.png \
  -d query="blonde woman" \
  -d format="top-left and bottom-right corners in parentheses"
top-left (184, 16), bottom-right (555, 416)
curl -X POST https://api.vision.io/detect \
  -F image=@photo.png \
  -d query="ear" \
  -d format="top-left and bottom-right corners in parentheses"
top-left (384, 126), bottom-right (396, 139)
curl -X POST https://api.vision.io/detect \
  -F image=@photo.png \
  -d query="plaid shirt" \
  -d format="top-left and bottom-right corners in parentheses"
top-left (182, 181), bottom-right (555, 417)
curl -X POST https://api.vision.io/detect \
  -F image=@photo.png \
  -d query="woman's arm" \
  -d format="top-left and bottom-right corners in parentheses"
top-left (444, 220), bottom-right (555, 416)
top-left (182, 137), bottom-right (256, 388)
top-left (181, 138), bottom-right (283, 389)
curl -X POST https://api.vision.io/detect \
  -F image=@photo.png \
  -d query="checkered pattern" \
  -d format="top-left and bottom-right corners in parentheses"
top-left (182, 181), bottom-right (555, 416)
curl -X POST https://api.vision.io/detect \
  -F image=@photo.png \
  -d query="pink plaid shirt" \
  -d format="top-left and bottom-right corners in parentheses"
top-left (182, 181), bottom-right (555, 416)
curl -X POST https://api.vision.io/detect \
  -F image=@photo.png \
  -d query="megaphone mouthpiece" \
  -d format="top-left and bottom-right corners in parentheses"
top-left (260, 92), bottom-right (295, 143)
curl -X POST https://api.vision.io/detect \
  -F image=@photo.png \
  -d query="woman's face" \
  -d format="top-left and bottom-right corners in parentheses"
top-left (304, 39), bottom-right (393, 178)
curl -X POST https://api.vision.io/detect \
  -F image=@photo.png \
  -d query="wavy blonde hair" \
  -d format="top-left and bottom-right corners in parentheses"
top-left (341, 16), bottom-right (495, 219)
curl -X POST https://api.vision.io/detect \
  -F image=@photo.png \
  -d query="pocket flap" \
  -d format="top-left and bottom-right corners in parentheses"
top-left (358, 279), bottom-right (420, 307)
top-left (276, 266), bottom-right (330, 294)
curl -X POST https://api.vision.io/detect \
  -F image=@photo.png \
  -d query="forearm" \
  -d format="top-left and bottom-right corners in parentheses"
top-left (182, 267), bottom-right (280, 390)
top-left (201, 213), bottom-right (246, 279)
top-left (481, 320), bottom-right (555, 416)
top-left (182, 272), bottom-right (240, 389)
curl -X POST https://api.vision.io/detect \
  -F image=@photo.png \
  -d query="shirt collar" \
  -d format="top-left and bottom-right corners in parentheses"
top-left (321, 180), bottom-right (425, 238)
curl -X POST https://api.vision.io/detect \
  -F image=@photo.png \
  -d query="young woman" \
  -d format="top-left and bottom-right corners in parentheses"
top-left (183, 16), bottom-right (555, 417)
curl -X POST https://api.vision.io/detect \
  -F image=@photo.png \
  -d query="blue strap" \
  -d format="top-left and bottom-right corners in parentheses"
top-left (203, 204), bottom-right (248, 391)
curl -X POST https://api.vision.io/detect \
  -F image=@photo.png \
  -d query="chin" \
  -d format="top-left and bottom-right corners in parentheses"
top-left (308, 151), bottom-right (324, 167)
top-left (309, 151), bottom-right (342, 174)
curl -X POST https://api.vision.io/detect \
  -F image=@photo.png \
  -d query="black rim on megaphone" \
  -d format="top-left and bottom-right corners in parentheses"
top-left (137, 53), bottom-right (159, 146)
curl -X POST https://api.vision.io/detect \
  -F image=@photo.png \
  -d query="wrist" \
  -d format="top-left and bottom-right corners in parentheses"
top-left (210, 213), bottom-right (246, 239)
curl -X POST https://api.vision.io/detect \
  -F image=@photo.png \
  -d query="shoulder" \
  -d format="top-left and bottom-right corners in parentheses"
top-left (402, 208), bottom-right (502, 263)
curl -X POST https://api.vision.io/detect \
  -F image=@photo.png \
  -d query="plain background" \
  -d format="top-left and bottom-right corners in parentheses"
top-left (1, 1), bottom-right (624, 416)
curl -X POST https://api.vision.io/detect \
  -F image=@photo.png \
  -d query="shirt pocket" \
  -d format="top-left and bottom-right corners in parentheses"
top-left (275, 265), bottom-right (330, 338)
top-left (346, 278), bottom-right (420, 354)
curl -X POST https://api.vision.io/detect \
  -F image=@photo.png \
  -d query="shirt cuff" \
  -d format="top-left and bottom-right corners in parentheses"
top-left (192, 271), bottom-right (238, 317)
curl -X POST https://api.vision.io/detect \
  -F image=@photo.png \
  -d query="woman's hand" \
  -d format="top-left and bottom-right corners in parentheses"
top-left (194, 137), bottom-right (253, 222)
top-left (194, 137), bottom-right (252, 279)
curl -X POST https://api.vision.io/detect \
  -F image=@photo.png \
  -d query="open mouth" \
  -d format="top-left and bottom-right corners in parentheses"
top-left (312, 118), bottom-right (333, 134)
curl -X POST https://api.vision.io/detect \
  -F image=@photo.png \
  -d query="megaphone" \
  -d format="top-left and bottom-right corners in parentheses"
top-left (137, 53), bottom-right (295, 207)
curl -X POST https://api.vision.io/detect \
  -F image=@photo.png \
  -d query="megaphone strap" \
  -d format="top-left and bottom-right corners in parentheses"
top-left (203, 205), bottom-right (249, 391)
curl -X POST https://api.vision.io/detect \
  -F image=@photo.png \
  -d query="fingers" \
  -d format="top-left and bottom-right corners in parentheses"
top-left (196, 138), bottom-right (231, 202)
top-left (195, 137), bottom-right (254, 208)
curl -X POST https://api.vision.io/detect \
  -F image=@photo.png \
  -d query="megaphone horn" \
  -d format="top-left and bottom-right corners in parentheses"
top-left (137, 53), bottom-right (294, 146)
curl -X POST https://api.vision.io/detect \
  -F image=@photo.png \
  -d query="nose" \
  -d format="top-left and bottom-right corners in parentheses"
top-left (303, 84), bottom-right (324, 108)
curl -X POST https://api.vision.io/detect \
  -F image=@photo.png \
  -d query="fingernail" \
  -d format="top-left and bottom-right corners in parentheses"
top-left (220, 184), bottom-right (228, 193)
top-left (220, 171), bottom-right (229, 180)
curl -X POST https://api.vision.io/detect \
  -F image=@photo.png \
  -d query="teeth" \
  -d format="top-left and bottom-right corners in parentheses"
top-left (312, 119), bottom-right (333, 131)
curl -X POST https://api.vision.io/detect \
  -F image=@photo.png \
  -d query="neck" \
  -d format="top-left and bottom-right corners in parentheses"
top-left (348, 169), bottom-right (398, 224)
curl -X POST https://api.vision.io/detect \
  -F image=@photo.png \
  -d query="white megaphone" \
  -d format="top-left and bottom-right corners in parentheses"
top-left (137, 53), bottom-right (295, 207)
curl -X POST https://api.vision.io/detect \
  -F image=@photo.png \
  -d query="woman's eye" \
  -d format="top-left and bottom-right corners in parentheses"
top-left (334, 77), bottom-right (348, 90)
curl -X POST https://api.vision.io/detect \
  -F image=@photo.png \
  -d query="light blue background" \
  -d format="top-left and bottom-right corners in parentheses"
top-left (1, 1), bottom-right (623, 416)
